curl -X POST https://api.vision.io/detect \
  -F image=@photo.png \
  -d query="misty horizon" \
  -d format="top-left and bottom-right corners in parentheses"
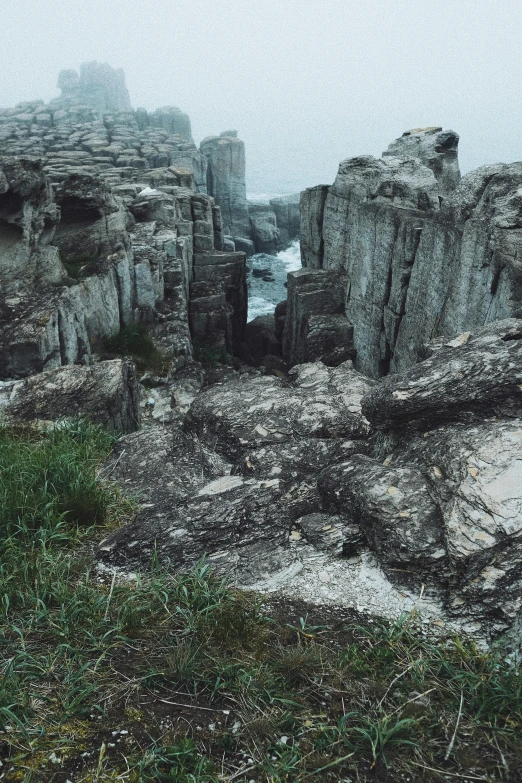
top-left (1, 0), bottom-right (521, 194)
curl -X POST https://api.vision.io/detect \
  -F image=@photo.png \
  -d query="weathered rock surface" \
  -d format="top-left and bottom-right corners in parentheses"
top-left (299, 129), bottom-right (522, 377)
top-left (363, 319), bottom-right (522, 429)
top-left (382, 127), bottom-right (461, 195)
top-left (248, 202), bottom-right (280, 254)
top-left (185, 361), bottom-right (373, 460)
top-left (319, 455), bottom-right (446, 568)
top-left (0, 151), bottom-right (247, 381)
top-left (282, 268), bottom-right (353, 366)
top-left (0, 359), bottom-right (140, 432)
top-left (269, 193), bottom-right (300, 248)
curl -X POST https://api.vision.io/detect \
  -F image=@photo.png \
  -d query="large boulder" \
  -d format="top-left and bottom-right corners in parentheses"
top-left (185, 361), bottom-right (373, 461)
top-left (318, 455), bottom-right (446, 569)
top-left (383, 127), bottom-right (461, 195)
top-left (0, 359), bottom-right (140, 433)
top-left (362, 319), bottom-right (522, 429)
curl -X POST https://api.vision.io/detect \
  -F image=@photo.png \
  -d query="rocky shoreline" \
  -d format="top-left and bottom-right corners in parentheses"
top-left (1, 63), bottom-right (522, 650)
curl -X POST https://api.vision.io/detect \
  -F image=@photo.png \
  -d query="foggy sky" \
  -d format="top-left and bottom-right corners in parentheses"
top-left (1, 0), bottom-right (521, 194)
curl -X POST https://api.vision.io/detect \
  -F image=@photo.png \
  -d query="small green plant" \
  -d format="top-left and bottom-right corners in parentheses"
top-left (192, 341), bottom-right (226, 366)
top-left (351, 715), bottom-right (419, 767)
top-left (137, 738), bottom-right (219, 782)
top-left (103, 323), bottom-right (168, 373)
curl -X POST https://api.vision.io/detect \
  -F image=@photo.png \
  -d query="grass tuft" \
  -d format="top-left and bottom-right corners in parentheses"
top-left (102, 323), bottom-right (168, 373)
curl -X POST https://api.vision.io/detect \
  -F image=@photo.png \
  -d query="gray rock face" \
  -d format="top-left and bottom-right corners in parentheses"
top-left (0, 359), bottom-right (140, 433)
top-left (95, 316), bottom-right (522, 641)
top-left (185, 361), bottom-right (373, 461)
top-left (299, 185), bottom-right (328, 269)
top-left (200, 132), bottom-right (250, 238)
top-left (363, 319), bottom-right (522, 429)
top-left (248, 203), bottom-right (280, 254)
top-left (382, 127), bottom-right (461, 194)
top-left (269, 193), bottom-right (300, 248)
top-left (310, 318), bottom-right (522, 635)
top-left (299, 130), bottom-right (522, 378)
top-left (282, 268), bottom-right (354, 366)
top-left (318, 455), bottom-right (446, 568)
top-left (101, 473), bottom-right (296, 581)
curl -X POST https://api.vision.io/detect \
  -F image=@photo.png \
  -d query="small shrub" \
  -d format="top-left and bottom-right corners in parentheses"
top-left (103, 323), bottom-right (167, 373)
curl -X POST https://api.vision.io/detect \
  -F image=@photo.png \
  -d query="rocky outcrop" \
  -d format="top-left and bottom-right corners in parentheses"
top-left (382, 127), bottom-right (460, 195)
top-left (99, 361), bottom-right (373, 580)
top-left (317, 318), bottom-right (522, 636)
top-left (248, 203), bottom-right (280, 254)
top-left (0, 359), bottom-right (140, 432)
top-left (200, 131), bottom-right (250, 239)
top-left (282, 268), bottom-right (354, 366)
top-left (0, 154), bottom-right (247, 381)
top-left (97, 317), bottom-right (522, 643)
top-left (185, 361), bottom-right (373, 461)
top-left (269, 193), bottom-right (300, 248)
top-left (55, 62), bottom-right (132, 114)
top-left (297, 128), bottom-right (522, 378)
top-left (363, 319), bottom-right (522, 429)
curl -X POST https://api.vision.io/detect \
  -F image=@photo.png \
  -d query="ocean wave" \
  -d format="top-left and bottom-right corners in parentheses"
top-left (247, 240), bottom-right (301, 322)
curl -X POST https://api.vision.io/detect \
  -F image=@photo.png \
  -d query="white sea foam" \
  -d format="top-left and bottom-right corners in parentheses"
top-left (247, 240), bottom-right (301, 321)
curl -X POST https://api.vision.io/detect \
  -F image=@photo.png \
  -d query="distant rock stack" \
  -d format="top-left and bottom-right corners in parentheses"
top-left (200, 131), bottom-right (250, 240)
top-left (55, 62), bottom-right (132, 114)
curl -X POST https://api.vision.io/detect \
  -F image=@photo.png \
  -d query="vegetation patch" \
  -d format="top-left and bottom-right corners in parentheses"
top-left (102, 324), bottom-right (168, 374)
top-left (0, 422), bottom-right (521, 782)
top-left (193, 341), bottom-right (227, 366)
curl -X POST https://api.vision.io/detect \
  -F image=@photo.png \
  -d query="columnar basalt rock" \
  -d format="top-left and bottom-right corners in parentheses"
top-left (200, 131), bottom-right (250, 239)
top-left (298, 130), bottom-right (522, 378)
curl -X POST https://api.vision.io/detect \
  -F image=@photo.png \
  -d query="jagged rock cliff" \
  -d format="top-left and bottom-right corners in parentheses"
top-left (0, 155), bottom-right (247, 380)
top-left (200, 131), bottom-right (250, 239)
top-left (297, 127), bottom-right (522, 377)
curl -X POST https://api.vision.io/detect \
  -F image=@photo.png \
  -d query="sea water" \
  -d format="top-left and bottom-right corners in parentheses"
top-left (247, 240), bottom-right (301, 321)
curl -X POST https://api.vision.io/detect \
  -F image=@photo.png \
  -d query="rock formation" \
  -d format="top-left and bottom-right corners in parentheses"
top-left (297, 128), bottom-right (522, 377)
top-left (96, 319), bottom-right (522, 643)
top-left (5, 68), bottom-right (522, 651)
top-left (55, 62), bottom-right (132, 115)
top-left (200, 131), bottom-right (250, 239)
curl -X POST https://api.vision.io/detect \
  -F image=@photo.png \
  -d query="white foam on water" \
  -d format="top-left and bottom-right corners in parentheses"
top-left (247, 240), bottom-right (301, 321)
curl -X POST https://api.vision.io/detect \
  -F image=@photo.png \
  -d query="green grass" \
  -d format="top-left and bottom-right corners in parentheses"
top-left (102, 323), bottom-right (168, 374)
top-left (192, 341), bottom-right (226, 366)
top-left (0, 422), bottom-right (521, 781)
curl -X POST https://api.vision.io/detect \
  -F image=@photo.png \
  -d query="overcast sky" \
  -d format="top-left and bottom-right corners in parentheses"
top-left (1, 0), bottom-right (520, 194)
